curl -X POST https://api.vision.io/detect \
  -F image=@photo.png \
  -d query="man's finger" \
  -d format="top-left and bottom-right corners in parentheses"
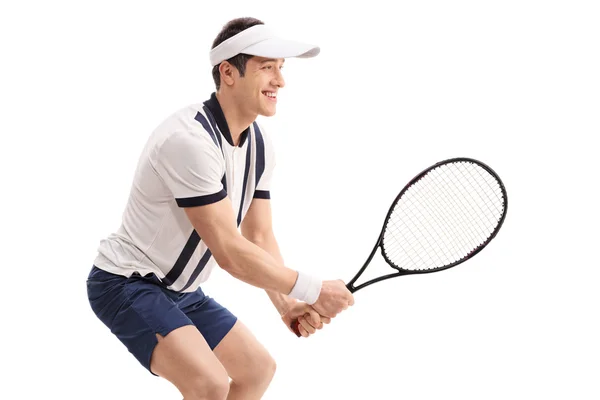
top-left (298, 316), bottom-right (316, 334)
top-left (298, 323), bottom-right (309, 338)
top-left (306, 309), bottom-right (321, 327)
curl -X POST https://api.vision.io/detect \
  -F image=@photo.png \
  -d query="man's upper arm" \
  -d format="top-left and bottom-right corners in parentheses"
top-left (153, 130), bottom-right (225, 206)
top-left (240, 198), bottom-right (274, 243)
top-left (183, 197), bottom-right (241, 269)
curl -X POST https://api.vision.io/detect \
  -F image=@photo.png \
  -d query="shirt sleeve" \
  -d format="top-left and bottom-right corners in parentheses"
top-left (154, 131), bottom-right (226, 207)
top-left (254, 125), bottom-right (276, 199)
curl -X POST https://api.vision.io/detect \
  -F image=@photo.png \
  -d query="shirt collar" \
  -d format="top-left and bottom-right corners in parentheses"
top-left (203, 92), bottom-right (250, 147)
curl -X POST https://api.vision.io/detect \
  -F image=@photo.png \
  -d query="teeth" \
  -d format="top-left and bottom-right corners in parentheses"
top-left (263, 92), bottom-right (276, 98)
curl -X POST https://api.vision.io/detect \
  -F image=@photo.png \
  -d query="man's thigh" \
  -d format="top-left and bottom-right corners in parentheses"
top-left (181, 293), bottom-right (274, 383)
top-left (150, 325), bottom-right (229, 395)
top-left (179, 291), bottom-right (238, 351)
top-left (87, 266), bottom-right (193, 374)
top-left (212, 320), bottom-right (275, 382)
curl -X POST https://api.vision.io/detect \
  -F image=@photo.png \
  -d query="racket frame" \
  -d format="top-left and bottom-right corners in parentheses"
top-left (346, 157), bottom-right (508, 293)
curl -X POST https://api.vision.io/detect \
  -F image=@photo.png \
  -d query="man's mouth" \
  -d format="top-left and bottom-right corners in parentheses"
top-left (262, 91), bottom-right (277, 101)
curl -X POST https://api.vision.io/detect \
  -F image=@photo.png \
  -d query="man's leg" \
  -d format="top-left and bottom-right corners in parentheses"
top-left (150, 325), bottom-right (230, 400)
top-left (87, 267), bottom-right (230, 400)
top-left (178, 287), bottom-right (274, 400)
top-left (213, 320), bottom-right (277, 400)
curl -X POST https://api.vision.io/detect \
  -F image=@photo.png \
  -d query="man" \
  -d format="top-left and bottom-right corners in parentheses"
top-left (87, 17), bottom-right (354, 400)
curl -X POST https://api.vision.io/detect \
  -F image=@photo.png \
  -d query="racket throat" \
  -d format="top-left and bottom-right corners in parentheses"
top-left (347, 242), bottom-right (394, 293)
top-left (347, 246), bottom-right (378, 291)
top-left (350, 271), bottom-right (404, 292)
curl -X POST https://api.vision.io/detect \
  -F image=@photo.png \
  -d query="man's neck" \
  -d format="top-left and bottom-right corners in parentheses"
top-left (215, 91), bottom-right (256, 146)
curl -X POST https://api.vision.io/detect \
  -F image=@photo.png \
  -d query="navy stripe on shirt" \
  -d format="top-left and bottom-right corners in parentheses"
top-left (203, 106), bottom-right (224, 152)
top-left (253, 190), bottom-right (270, 199)
top-left (253, 122), bottom-right (266, 185)
top-left (236, 136), bottom-right (252, 227)
top-left (194, 112), bottom-right (219, 147)
top-left (202, 107), bottom-right (228, 192)
top-left (180, 247), bottom-right (213, 292)
top-left (162, 230), bottom-right (201, 287)
top-left (176, 189), bottom-right (227, 208)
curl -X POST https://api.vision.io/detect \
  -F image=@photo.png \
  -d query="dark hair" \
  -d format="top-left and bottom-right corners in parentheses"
top-left (211, 17), bottom-right (264, 90)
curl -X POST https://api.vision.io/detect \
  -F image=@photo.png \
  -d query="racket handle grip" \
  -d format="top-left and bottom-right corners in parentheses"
top-left (290, 319), bottom-right (301, 337)
top-left (290, 281), bottom-right (354, 337)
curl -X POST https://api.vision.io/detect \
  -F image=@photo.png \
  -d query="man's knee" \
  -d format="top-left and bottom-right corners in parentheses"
top-left (183, 373), bottom-right (230, 400)
top-left (263, 355), bottom-right (277, 382)
top-left (241, 352), bottom-right (277, 387)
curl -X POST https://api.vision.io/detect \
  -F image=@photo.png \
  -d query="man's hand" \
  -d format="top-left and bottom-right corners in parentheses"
top-left (311, 280), bottom-right (354, 318)
top-left (282, 302), bottom-right (331, 338)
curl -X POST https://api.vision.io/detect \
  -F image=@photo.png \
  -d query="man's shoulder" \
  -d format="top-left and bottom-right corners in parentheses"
top-left (155, 103), bottom-right (219, 142)
top-left (169, 102), bottom-right (211, 124)
top-left (145, 104), bottom-right (222, 160)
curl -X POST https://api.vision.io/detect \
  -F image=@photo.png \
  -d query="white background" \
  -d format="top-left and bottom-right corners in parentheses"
top-left (1, 0), bottom-right (599, 399)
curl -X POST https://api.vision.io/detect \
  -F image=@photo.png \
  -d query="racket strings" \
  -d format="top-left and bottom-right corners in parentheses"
top-left (385, 171), bottom-right (482, 265)
top-left (402, 163), bottom-right (503, 262)
top-left (387, 163), bottom-right (504, 269)
top-left (416, 178), bottom-right (478, 248)
top-left (427, 168), bottom-right (493, 245)
top-left (409, 176), bottom-right (478, 251)
top-left (454, 163), bottom-right (504, 227)
top-left (386, 187), bottom-right (468, 268)
top-left (387, 187), bottom-right (466, 266)
top-left (402, 188), bottom-right (470, 262)
top-left (382, 161), bottom-right (505, 271)
top-left (444, 164), bottom-right (500, 229)
top-left (385, 189), bottom-right (482, 269)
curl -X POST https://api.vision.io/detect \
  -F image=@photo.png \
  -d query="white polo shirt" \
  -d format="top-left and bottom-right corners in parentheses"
top-left (93, 93), bottom-right (275, 292)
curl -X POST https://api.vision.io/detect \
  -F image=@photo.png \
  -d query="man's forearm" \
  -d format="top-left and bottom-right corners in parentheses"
top-left (247, 233), bottom-right (297, 316)
top-left (184, 197), bottom-right (300, 298)
top-left (219, 235), bottom-right (298, 297)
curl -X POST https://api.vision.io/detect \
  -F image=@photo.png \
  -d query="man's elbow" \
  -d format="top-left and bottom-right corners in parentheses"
top-left (243, 230), bottom-right (272, 247)
top-left (212, 247), bottom-right (236, 272)
top-left (212, 237), bottom-right (246, 276)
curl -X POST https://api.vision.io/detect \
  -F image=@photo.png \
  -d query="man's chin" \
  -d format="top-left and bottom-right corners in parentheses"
top-left (259, 108), bottom-right (277, 117)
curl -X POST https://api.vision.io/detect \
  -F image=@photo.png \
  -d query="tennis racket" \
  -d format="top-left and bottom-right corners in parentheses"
top-left (291, 157), bottom-right (508, 337)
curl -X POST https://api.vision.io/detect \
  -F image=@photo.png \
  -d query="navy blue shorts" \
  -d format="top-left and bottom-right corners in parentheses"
top-left (86, 265), bottom-right (237, 375)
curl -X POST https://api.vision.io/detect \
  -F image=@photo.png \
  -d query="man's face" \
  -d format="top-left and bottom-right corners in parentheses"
top-left (235, 56), bottom-right (286, 117)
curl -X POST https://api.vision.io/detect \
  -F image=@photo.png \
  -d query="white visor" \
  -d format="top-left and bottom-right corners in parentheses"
top-left (210, 24), bottom-right (320, 67)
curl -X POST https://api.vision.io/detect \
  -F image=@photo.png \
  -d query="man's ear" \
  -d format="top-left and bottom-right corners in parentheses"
top-left (219, 61), bottom-right (236, 87)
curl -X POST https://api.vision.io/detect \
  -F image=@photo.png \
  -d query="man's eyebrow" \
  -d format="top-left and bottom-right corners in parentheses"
top-left (259, 58), bottom-right (285, 64)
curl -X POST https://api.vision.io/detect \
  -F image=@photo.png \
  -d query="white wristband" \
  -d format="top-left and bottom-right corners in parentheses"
top-left (288, 271), bottom-right (322, 305)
